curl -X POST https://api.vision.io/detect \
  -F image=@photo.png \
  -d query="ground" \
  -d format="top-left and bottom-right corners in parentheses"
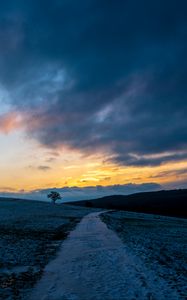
top-left (29, 211), bottom-right (186, 300)
top-left (0, 198), bottom-right (93, 300)
top-left (101, 210), bottom-right (187, 299)
top-left (0, 199), bottom-right (186, 300)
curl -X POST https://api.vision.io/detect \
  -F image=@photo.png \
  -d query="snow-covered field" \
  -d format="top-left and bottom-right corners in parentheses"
top-left (0, 198), bottom-right (93, 299)
top-left (1, 198), bottom-right (186, 300)
top-left (101, 210), bottom-right (187, 299)
top-left (25, 210), bottom-right (187, 300)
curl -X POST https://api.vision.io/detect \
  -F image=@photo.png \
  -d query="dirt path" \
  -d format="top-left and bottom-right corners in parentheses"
top-left (28, 211), bottom-right (178, 300)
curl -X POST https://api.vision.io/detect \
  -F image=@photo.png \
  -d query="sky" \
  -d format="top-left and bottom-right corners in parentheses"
top-left (0, 0), bottom-right (187, 201)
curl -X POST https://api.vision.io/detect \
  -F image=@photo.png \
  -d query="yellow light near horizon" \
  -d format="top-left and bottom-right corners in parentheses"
top-left (1, 158), bottom-right (187, 193)
top-left (1, 131), bottom-right (187, 193)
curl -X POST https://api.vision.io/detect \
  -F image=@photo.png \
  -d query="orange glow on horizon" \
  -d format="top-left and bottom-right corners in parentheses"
top-left (0, 130), bottom-right (187, 193)
top-left (1, 152), bottom-right (187, 193)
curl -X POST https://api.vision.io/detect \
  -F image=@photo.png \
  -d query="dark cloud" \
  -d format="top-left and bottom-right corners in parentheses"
top-left (0, 1), bottom-right (187, 166)
top-left (110, 151), bottom-right (187, 167)
top-left (149, 168), bottom-right (187, 179)
top-left (37, 165), bottom-right (51, 171)
top-left (27, 165), bottom-right (51, 171)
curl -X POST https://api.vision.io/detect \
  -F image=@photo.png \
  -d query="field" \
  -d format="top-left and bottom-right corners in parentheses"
top-left (0, 197), bottom-right (186, 299)
top-left (101, 210), bottom-right (187, 299)
top-left (0, 198), bottom-right (93, 300)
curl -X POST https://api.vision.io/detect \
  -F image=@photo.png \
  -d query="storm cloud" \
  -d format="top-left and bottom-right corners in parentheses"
top-left (0, 0), bottom-right (187, 166)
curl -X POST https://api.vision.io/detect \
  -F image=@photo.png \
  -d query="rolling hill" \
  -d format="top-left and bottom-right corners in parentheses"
top-left (71, 189), bottom-right (187, 218)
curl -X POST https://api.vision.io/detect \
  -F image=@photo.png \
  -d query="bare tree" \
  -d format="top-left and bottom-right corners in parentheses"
top-left (47, 191), bottom-right (61, 204)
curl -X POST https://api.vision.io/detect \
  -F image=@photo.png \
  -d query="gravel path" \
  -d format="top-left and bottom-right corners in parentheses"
top-left (28, 211), bottom-right (179, 300)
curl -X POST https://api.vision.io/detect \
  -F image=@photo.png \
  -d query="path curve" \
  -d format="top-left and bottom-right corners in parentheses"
top-left (28, 211), bottom-right (178, 300)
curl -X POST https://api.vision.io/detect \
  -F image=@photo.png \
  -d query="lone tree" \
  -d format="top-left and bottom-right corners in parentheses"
top-left (47, 191), bottom-right (61, 204)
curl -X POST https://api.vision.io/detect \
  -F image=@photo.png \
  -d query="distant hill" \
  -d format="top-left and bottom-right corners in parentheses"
top-left (71, 189), bottom-right (187, 218)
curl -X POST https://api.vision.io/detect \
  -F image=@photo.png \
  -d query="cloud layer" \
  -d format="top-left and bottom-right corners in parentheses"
top-left (0, 182), bottom-right (162, 202)
top-left (0, 1), bottom-right (187, 166)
